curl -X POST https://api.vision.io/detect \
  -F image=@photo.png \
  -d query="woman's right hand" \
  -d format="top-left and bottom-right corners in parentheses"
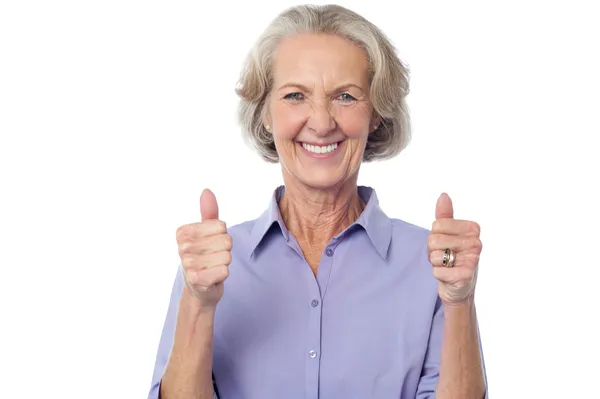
top-left (176, 189), bottom-right (232, 309)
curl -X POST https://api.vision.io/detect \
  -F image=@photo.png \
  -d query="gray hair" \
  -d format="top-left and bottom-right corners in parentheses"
top-left (235, 4), bottom-right (411, 163)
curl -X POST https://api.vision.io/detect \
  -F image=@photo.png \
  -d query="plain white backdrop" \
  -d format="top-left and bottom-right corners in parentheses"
top-left (0, 0), bottom-right (598, 398)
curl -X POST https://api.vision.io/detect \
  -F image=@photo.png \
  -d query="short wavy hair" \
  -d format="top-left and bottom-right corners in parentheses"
top-left (236, 4), bottom-right (411, 163)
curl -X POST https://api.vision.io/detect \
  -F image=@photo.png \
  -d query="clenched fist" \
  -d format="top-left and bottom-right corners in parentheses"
top-left (176, 189), bottom-right (232, 308)
top-left (428, 193), bottom-right (482, 305)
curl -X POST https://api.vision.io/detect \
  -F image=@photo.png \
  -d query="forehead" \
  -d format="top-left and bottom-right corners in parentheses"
top-left (271, 34), bottom-right (369, 86)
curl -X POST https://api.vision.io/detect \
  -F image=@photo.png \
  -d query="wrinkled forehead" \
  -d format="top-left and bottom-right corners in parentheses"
top-left (271, 34), bottom-right (370, 90)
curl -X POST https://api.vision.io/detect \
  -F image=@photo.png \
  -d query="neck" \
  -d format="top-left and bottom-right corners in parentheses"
top-left (279, 177), bottom-right (364, 245)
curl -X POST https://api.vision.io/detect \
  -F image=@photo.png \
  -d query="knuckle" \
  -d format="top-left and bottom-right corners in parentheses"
top-left (428, 234), bottom-right (438, 249)
top-left (200, 266), bottom-right (228, 286)
top-left (176, 225), bottom-right (188, 242)
top-left (200, 220), bottom-right (226, 236)
top-left (474, 238), bottom-right (483, 252)
top-left (181, 254), bottom-right (194, 270)
top-left (217, 220), bottom-right (227, 233)
top-left (185, 270), bottom-right (197, 285)
top-left (220, 265), bottom-right (230, 280)
top-left (223, 234), bottom-right (233, 251)
top-left (428, 250), bottom-right (438, 264)
top-left (470, 222), bottom-right (481, 236)
top-left (178, 241), bottom-right (192, 255)
top-left (223, 251), bottom-right (232, 265)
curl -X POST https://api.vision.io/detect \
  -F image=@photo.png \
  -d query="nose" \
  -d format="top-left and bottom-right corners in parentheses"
top-left (306, 99), bottom-right (336, 137)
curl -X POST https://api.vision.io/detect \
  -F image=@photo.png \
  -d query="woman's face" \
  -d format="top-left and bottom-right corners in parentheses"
top-left (265, 34), bottom-right (378, 191)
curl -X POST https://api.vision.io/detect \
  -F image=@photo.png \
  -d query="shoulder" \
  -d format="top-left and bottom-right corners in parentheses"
top-left (224, 214), bottom-right (272, 260)
top-left (390, 217), bottom-right (430, 241)
top-left (226, 219), bottom-right (257, 237)
top-left (381, 217), bottom-right (435, 290)
top-left (359, 185), bottom-right (430, 258)
top-left (222, 186), bottom-right (284, 257)
top-left (389, 217), bottom-right (430, 257)
top-left (225, 219), bottom-right (257, 251)
top-left (386, 217), bottom-right (431, 266)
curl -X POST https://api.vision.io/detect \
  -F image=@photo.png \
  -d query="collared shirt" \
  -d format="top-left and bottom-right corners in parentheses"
top-left (147, 186), bottom-right (488, 399)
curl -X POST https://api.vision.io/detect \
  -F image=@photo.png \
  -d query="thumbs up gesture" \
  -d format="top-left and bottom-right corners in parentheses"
top-left (427, 193), bottom-right (482, 305)
top-left (176, 189), bottom-right (232, 308)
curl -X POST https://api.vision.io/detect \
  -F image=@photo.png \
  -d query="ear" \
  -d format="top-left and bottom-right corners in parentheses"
top-left (262, 117), bottom-right (272, 133)
top-left (261, 101), bottom-right (272, 133)
top-left (370, 114), bottom-right (381, 133)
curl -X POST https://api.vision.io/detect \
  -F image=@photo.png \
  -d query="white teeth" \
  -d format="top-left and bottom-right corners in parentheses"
top-left (302, 142), bottom-right (338, 154)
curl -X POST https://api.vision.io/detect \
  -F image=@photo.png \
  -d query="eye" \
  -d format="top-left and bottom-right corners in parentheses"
top-left (284, 92), bottom-right (304, 101)
top-left (337, 93), bottom-right (357, 103)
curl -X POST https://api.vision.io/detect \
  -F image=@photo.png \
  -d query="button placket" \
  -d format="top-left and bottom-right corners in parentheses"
top-left (304, 257), bottom-right (322, 399)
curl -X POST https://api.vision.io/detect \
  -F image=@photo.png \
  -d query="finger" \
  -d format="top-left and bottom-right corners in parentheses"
top-left (186, 265), bottom-right (229, 289)
top-left (200, 188), bottom-right (219, 221)
top-left (176, 220), bottom-right (227, 242)
top-left (432, 219), bottom-right (480, 236)
top-left (429, 249), bottom-right (480, 269)
top-left (181, 250), bottom-right (232, 271)
top-left (432, 265), bottom-right (476, 285)
top-left (178, 233), bottom-right (233, 256)
top-left (428, 233), bottom-right (482, 253)
top-left (435, 193), bottom-right (454, 220)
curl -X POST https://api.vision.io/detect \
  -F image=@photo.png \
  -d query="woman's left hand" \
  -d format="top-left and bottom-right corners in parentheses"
top-left (428, 193), bottom-right (482, 306)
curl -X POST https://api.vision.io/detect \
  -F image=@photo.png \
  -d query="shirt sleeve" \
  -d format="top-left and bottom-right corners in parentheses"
top-left (415, 297), bottom-right (489, 399)
top-left (146, 266), bottom-right (184, 399)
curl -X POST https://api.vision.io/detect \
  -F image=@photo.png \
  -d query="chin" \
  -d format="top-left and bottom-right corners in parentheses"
top-left (294, 169), bottom-right (353, 191)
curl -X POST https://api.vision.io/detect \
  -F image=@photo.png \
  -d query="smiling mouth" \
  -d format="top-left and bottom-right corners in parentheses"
top-left (299, 141), bottom-right (341, 155)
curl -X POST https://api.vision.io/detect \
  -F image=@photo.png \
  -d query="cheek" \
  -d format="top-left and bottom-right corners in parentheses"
top-left (271, 103), bottom-right (307, 140)
top-left (335, 106), bottom-right (372, 140)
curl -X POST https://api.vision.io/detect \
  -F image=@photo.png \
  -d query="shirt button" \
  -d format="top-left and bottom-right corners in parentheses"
top-left (325, 248), bottom-right (334, 257)
top-left (309, 350), bottom-right (317, 358)
top-left (311, 299), bottom-right (319, 307)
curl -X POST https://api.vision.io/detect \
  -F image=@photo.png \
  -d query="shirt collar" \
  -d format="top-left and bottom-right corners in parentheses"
top-left (248, 185), bottom-right (392, 259)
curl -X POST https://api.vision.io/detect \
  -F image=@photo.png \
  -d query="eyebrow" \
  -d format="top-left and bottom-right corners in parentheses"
top-left (277, 82), bottom-right (365, 94)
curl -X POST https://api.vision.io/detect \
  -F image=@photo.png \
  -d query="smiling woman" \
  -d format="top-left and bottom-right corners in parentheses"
top-left (236, 7), bottom-right (410, 165)
top-left (147, 4), bottom-right (488, 399)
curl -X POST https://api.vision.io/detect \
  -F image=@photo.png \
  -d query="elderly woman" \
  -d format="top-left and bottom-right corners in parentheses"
top-left (148, 4), bottom-right (487, 399)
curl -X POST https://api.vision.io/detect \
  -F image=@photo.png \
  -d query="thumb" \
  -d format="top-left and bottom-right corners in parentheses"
top-left (200, 188), bottom-right (219, 221)
top-left (435, 192), bottom-right (454, 219)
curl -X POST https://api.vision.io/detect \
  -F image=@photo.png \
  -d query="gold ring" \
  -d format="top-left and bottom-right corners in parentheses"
top-left (442, 248), bottom-right (455, 267)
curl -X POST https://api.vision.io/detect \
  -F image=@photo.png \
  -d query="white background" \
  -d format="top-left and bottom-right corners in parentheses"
top-left (1, 0), bottom-right (598, 398)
